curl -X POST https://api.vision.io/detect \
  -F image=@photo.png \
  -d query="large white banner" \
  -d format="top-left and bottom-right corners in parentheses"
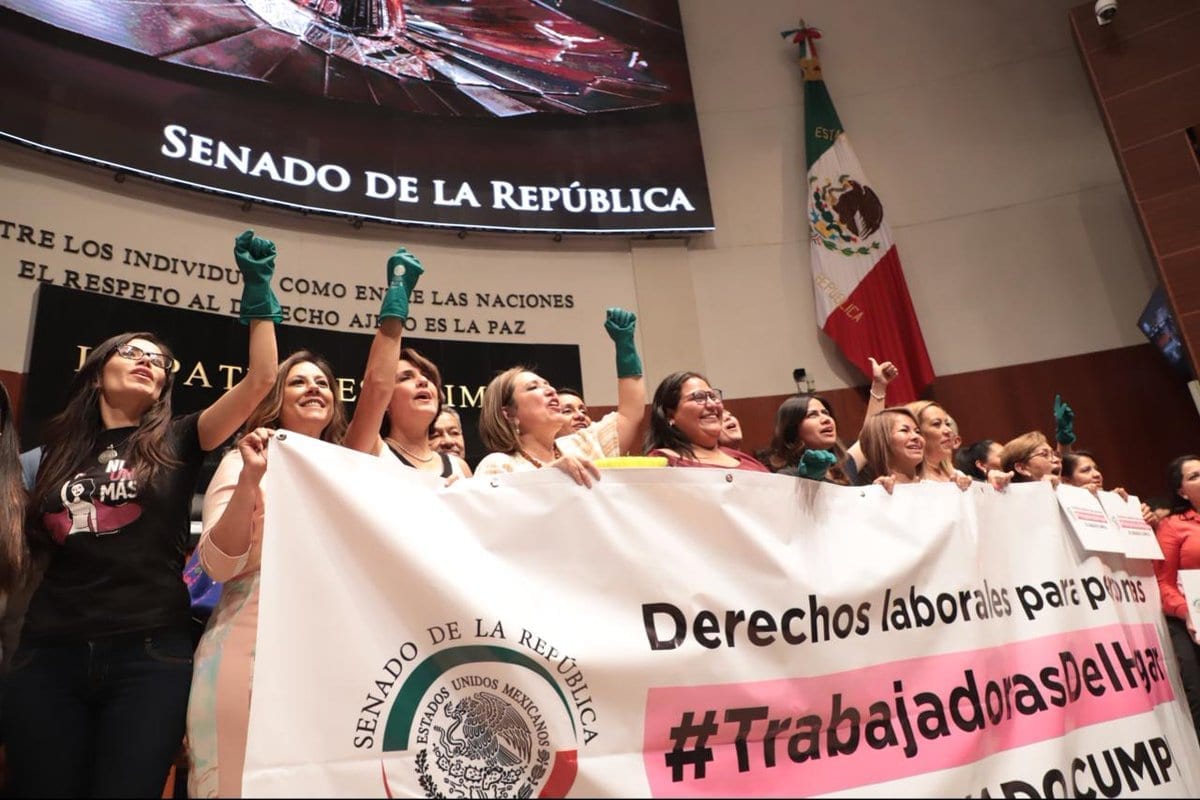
top-left (244, 433), bottom-right (1200, 797)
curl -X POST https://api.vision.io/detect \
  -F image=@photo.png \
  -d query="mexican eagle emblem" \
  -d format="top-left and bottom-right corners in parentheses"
top-left (809, 175), bottom-right (885, 257)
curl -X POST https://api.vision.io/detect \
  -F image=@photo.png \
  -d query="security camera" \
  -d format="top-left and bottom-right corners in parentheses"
top-left (1094, 0), bottom-right (1117, 25)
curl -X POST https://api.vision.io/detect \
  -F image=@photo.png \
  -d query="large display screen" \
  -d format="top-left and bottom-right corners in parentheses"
top-left (0, 0), bottom-right (713, 234)
top-left (1137, 286), bottom-right (1193, 379)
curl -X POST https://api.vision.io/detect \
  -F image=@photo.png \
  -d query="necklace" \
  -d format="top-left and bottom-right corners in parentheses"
top-left (518, 443), bottom-right (560, 469)
top-left (692, 445), bottom-right (726, 463)
top-left (388, 438), bottom-right (435, 464)
top-left (98, 444), bottom-right (119, 464)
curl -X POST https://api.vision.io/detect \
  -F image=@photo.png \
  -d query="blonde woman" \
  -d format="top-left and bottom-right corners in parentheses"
top-left (1000, 431), bottom-right (1062, 487)
top-left (906, 401), bottom-right (960, 483)
top-left (858, 407), bottom-right (925, 492)
top-left (476, 368), bottom-right (615, 485)
top-left (474, 308), bottom-right (646, 484)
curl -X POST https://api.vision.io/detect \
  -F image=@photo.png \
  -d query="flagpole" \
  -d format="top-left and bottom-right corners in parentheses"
top-left (784, 20), bottom-right (937, 402)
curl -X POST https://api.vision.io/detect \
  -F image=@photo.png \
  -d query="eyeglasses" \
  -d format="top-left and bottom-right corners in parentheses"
top-left (113, 343), bottom-right (176, 371)
top-left (1029, 448), bottom-right (1058, 461)
top-left (682, 389), bottom-right (723, 405)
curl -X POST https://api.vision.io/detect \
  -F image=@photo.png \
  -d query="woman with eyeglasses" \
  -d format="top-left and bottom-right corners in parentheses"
top-left (475, 309), bottom-right (646, 486)
top-left (999, 431), bottom-right (1062, 487)
top-left (344, 248), bottom-right (471, 481)
top-left (187, 350), bottom-right (347, 798)
top-left (2, 230), bottom-right (280, 797)
top-left (1150, 455), bottom-right (1200, 739)
top-left (645, 372), bottom-right (769, 471)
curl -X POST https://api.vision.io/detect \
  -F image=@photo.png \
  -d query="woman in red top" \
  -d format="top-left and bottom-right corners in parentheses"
top-left (645, 372), bottom-right (768, 472)
top-left (1153, 455), bottom-right (1200, 738)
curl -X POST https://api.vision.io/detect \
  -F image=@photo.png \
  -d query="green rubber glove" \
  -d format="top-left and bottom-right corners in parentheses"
top-left (379, 247), bottom-right (424, 322)
top-left (797, 448), bottom-right (838, 480)
top-left (234, 230), bottom-right (282, 324)
top-left (1053, 393), bottom-right (1076, 445)
top-left (604, 307), bottom-right (642, 378)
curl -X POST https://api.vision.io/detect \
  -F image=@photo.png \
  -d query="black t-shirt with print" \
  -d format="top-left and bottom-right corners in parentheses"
top-left (23, 413), bottom-right (205, 640)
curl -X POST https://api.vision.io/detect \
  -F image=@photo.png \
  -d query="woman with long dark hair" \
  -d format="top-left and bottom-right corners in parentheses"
top-left (1151, 455), bottom-right (1200, 740)
top-left (645, 371), bottom-right (768, 471)
top-left (761, 357), bottom-right (897, 483)
top-left (187, 350), bottom-right (347, 798)
top-left (2, 230), bottom-right (280, 797)
top-left (954, 439), bottom-right (1002, 481)
top-left (763, 394), bottom-right (852, 482)
top-left (0, 382), bottom-right (28, 664)
top-left (1061, 450), bottom-right (1132, 501)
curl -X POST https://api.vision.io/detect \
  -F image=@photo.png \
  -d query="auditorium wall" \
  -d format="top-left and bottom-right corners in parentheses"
top-left (1, 0), bottom-right (1193, 492)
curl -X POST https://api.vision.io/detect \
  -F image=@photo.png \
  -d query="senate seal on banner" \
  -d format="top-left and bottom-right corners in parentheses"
top-left (415, 684), bottom-right (551, 798)
top-left (809, 175), bottom-right (885, 257)
top-left (355, 621), bottom-right (591, 798)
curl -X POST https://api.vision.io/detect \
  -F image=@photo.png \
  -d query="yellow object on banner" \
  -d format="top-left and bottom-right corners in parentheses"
top-left (593, 456), bottom-right (668, 469)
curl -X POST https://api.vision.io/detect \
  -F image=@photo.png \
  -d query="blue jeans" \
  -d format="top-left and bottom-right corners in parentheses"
top-left (2, 628), bottom-right (193, 798)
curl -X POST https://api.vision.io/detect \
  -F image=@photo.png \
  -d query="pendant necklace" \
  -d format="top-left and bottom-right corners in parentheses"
top-left (389, 438), bottom-right (435, 464)
top-left (98, 444), bottom-right (119, 464)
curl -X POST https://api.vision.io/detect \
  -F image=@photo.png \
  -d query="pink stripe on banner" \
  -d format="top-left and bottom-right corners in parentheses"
top-left (643, 623), bottom-right (1171, 797)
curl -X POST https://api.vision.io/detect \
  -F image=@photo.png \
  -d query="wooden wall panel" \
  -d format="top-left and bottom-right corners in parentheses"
top-left (1070, 0), bottom-right (1198, 52)
top-left (1122, 135), bottom-right (1200, 203)
top-left (1071, 1), bottom-right (1200, 377)
top-left (1140, 184), bottom-right (1200, 257)
top-left (1161, 248), bottom-right (1200, 311)
top-left (697, 344), bottom-right (1195, 501)
top-left (927, 344), bottom-right (1199, 500)
top-left (1177, 313), bottom-right (1200, 371)
top-left (1082, 11), bottom-right (1200, 99)
top-left (1105, 65), bottom-right (1200, 149)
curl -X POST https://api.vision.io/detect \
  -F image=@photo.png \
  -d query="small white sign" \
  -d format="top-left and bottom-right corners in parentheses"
top-left (1097, 492), bottom-right (1164, 560)
top-left (1179, 570), bottom-right (1200, 637)
top-left (1055, 483), bottom-right (1124, 553)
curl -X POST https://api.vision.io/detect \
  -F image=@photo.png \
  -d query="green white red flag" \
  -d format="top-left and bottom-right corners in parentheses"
top-left (789, 23), bottom-right (934, 402)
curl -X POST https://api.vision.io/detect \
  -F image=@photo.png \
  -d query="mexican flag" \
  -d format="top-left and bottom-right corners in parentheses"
top-left (793, 24), bottom-right (934, 403)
